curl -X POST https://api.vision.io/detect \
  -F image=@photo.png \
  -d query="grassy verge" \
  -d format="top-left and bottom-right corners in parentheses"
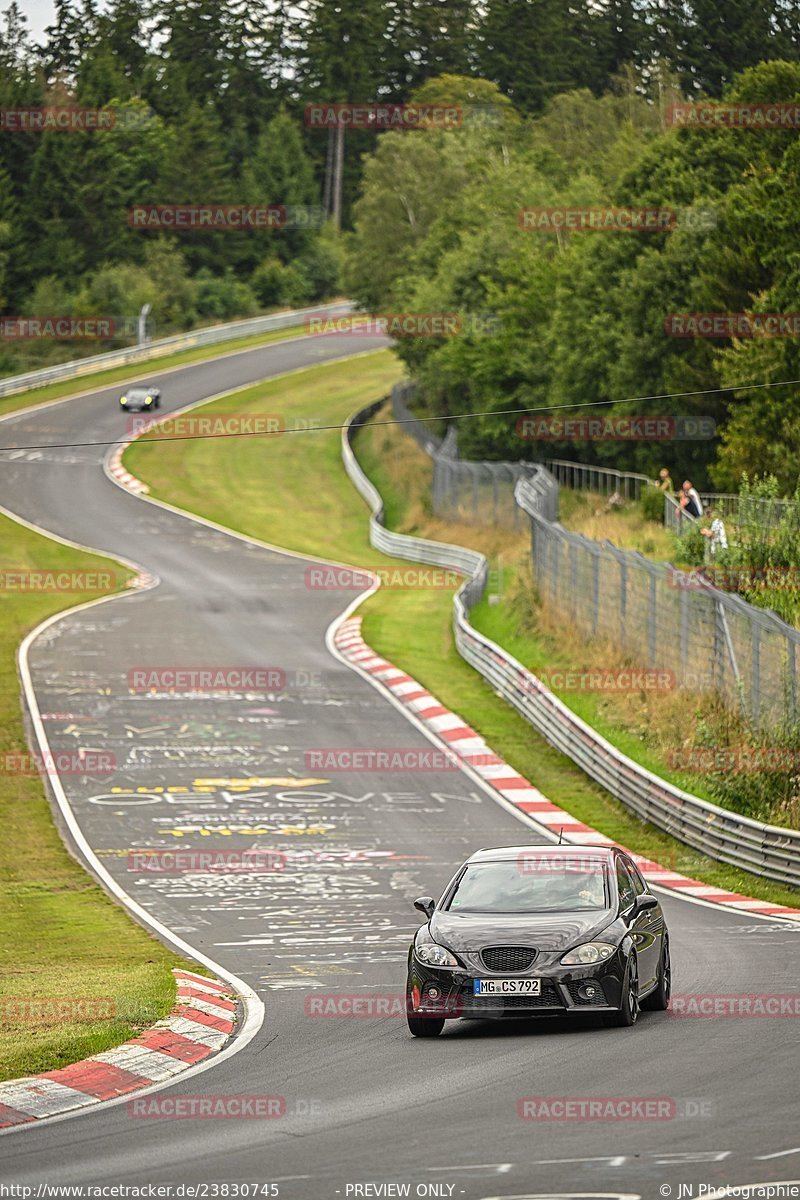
top-left (0, 314), bottom-right (322, 421)
top-left (124, 360), bottom-right (799, 910)
top-left (558, 488), bottom-right (679, 562)
top-left (0, 518), bottom-right (198, 1082)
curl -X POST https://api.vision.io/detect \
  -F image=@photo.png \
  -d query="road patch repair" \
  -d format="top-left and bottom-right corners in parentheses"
top-left (0, 970), bottom-right (238, 1128)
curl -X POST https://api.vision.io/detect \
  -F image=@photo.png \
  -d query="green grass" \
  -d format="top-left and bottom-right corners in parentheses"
top-left (123, 358), bottom-right (799, 911)
top-left (0, 316), bottom-right (316, 421)
top-left (557, 488), bottom-right (680, 563)
top-left (0, 517), bottom-right (198, 1081)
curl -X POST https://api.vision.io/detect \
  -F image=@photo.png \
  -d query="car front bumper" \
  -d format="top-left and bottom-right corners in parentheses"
top-left (407, 953), bottom-right (626, 1019)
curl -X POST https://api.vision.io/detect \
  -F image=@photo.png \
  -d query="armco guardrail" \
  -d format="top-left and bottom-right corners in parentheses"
top-left (0, 301), bottom-right (353, 399)
top-left (343, 398), bottom-right (800, 888)
top-left (346, 401), bottom-right (487, 613)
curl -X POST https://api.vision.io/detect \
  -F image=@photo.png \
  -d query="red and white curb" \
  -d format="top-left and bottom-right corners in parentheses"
top-left (0, 970), bottom-right (238, 1129)
top-left (335, 616), bottom-right (800, 921)
top-left (108, 444), bottom-right (149, 496)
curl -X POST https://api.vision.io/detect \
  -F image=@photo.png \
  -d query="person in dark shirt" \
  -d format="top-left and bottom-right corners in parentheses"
top-left (679, 479), bottom-right (702, 519)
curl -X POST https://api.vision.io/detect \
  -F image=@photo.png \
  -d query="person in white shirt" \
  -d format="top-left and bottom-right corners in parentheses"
top-left (679, 479), bottom-right (703, 519)
top-left (701, 507), bottom-right (727, 556)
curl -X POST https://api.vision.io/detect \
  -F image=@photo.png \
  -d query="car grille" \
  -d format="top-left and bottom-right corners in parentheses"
top-left (481, 946), bottom-right (537, 973)
top-left (496, 985), bottom-right (563, 1010)
top-left (566, 980), bottom-right (608, 1007)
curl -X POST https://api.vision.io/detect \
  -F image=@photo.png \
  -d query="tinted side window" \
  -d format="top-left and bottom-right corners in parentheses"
top-left (616, 861), bottom-right (636, 910)
top-left (624, 857), bottom-right (647, 895)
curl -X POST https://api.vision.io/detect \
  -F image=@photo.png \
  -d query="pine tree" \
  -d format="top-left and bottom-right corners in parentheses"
top-left (241, 108), bottom-right (318, 268)
top-left (477, 0), bottom-right (609, 113)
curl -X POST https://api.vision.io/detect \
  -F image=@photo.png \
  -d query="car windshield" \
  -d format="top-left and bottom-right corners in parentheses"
top-left (446, 859), bottom-right (609, 913)
top-left (126, 389), bottom-right (149, 399)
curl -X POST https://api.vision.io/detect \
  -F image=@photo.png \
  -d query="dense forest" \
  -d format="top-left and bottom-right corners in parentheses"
top-left (1, 0), bottom-right (799, 487)
top-left (346, 62), bottom-right (800, 490)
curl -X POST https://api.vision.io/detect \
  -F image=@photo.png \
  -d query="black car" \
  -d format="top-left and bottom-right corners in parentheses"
top-left (119, 385), bottom-right (161, 412)
top-left (405, 844), bottom-right (670, 1037)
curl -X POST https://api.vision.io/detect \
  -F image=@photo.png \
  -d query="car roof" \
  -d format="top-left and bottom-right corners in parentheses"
top-left (466, 845), bottom-right (619, 864)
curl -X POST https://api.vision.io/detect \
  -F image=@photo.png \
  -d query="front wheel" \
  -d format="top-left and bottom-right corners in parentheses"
top-left (407, 1014), bottom-right (444, 1038)
top-left (641, 937), bottom-right (671, 1011)
top-left (605, 955), bottom-right (639, 1028)
top-left (406, 984), bottom-right (444, 1038)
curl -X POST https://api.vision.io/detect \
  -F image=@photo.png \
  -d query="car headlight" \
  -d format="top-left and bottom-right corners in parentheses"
top-left (120, 397), bottom-right (126, 404)
top-left (415, 942), bottom-right (459, 968)
top-left (561, 942), bottom-right (616, 966)
top-left (145, 396), bottom-right (152, 404)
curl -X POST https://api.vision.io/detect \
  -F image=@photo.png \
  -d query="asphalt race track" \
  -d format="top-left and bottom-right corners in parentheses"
top-left (0, 331), bottom-right (799, 1200)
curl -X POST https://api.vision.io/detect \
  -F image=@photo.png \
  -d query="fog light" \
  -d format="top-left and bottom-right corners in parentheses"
top-left (578, 983), bottom-right (601, 1002)
top-left (427, 986), bottom-right (440, 1000)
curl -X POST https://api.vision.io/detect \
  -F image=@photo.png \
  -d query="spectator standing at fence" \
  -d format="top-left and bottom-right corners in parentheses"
top-left (656, 467), bottom-right (674, 494)
top-left (679, 479), bottom-right (702, 519)
top-left (701, 507), bottom-right (727, 557)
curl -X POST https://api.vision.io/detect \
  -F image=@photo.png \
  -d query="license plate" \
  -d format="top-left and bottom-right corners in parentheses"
top-left (473, 978), bottom-right (541, 996)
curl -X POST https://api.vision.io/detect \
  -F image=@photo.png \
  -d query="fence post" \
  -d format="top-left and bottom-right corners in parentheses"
top-left (712, 595), bottom-right (725, 692)
top-left (751, 622), bottom-right (761, 725)
top-left (592, 547), bottom-right (600, 635)
top-left (788, 638), bottom-right (797, 723)
top-left (619, 556), bottom-right (627, 637)
top-left (680, 586), bottom-right (689, 685)
top-left (648, 569), bottom-right (657, 666)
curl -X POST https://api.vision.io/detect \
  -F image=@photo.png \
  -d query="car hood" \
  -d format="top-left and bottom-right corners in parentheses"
top-left (429, 909), bottom-right (614, 953)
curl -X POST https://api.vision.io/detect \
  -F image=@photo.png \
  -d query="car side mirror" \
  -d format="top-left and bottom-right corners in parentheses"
top-left (635, 894), bottom-right (658, 912)
top-left (414, 896), bottom-right (435, 919)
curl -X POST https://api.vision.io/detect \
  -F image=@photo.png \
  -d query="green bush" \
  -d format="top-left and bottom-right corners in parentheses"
top-left (193, 269), bottom-right (259, 321)
top-left (296, 237), bottom-right (343, 301)
top-left (280, 261), bottom-right (314, 306)
top-left (639, 485), bottom-right (666, 523)
top-left (680, 522), bottom-right (706, 565)
top-left (250, 258), bottom-right (286, 307)
top-left (250, 257), bottom-right (314, 307)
